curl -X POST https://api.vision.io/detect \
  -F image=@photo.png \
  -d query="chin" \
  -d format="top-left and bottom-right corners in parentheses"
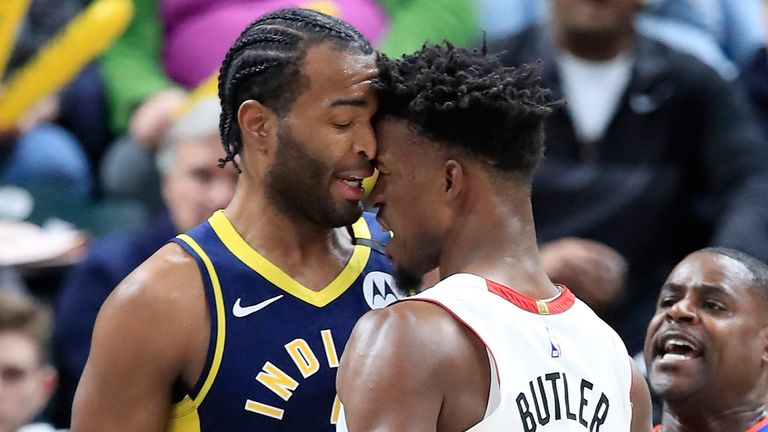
top-left (315, 201), bottom-right (364, 228)
top-left (649, 370), bottom-right (703, 402)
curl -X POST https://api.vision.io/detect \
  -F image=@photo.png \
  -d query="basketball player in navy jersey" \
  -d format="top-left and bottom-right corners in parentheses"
top-left (336, 42), bottom-right (652, 431)
top-left (645, 247), bottom-right (768, 432)
top-left (72, 9), bottom-right (397, 431)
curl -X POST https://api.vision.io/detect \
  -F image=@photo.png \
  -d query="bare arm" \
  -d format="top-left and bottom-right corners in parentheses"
top-left (337, 301), bottom-right (488, 432)
top-left (630, 360), bottom-right (653, 432)
top-left (71, 244), bottom-right (208, 432)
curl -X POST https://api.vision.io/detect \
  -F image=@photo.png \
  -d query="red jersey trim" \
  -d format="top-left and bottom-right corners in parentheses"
top-left (485, 279), bottom-right (576, 315)
top-left (746, 417), bottom-right (768, 432)
top-left (401, 297), bottom-right (501, 386)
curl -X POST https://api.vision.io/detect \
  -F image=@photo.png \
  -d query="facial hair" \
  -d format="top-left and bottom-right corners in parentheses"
top-left (393, 267), bottom-right (422, 297)
top-left (266, 123), bottom-right (364, 228)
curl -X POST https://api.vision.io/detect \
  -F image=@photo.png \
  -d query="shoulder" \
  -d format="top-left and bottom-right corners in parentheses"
top-left (637, 36), bottom-right (727, 90)
top-left (105, 242), bottom-right (201, 311)
top-left (94, 242), bottom-right (206, 347)
top-left (344, 300), bottom-right (477, 373)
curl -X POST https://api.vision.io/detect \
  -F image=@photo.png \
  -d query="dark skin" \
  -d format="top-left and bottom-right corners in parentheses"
top-left (551, 0), bottom-right (644, 61)
top-left (337, 119), bottom-right (652, 432)
top-left (71, 43), bottom-right (378, 431)
top-left (644, 252), bottom-right (768, 432)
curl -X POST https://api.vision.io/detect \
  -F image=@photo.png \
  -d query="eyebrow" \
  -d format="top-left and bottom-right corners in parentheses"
top-left (664, 282), bottom-right (733, 296)
top-left (330, 98), bottom-right (368, 108)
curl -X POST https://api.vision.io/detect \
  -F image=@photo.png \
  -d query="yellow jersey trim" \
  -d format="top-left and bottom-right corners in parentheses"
top-left (173, 234), bottom-right (227, 408)
top-left (166, 396), bottom-right (200, 432)
top-left (208, 210), bottom-right (371, 308)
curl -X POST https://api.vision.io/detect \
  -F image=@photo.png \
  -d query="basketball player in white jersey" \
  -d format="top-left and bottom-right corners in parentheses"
top-left (336, 42), bottom-right (652, 432)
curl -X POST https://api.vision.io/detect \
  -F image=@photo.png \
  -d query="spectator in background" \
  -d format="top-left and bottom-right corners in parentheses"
top-left (489, 0), bottom-right (768, 353)
top-left (52, 98), bottom-right (237, 427)
top-left (480, 0), bottom-right (765, 79)
top-left (644, 248), bottom-right (768, 431)
top-left (635, 0), bottom-right (765, 79)
top-left (740, 0), bottom-right (768, 139)
top-left (99, 0), bottom-right (478, 215)
top-left (0, 290), bottom-right (62, 432)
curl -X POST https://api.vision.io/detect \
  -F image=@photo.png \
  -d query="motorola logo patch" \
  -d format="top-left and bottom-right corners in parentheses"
top-left (362, 271), bottom-right (399, 309)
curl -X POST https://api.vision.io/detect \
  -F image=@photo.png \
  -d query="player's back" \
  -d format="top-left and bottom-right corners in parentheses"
top-left (408, 273), bottom-right (633, 432)
top-left (166, 210), bottom-right (397, 431)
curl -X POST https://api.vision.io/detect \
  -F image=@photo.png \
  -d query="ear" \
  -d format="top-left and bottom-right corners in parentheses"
top-left (761, 325), bottom-right (768, 364)
top-left (35, 366), bottom-right (58, 409)
top-left (443, 159), bottom-right (464, 202)
top-left (237, 100), bottom-right (277, 154)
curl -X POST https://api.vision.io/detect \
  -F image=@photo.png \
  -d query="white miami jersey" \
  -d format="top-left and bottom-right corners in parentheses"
top-left (410, 273), bottom-right (634, 432)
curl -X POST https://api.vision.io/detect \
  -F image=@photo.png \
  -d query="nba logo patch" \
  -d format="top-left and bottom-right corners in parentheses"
top-left (362, 271), bottom-right (399, 309)
top-left (546, 326), bottom-right (561, 358)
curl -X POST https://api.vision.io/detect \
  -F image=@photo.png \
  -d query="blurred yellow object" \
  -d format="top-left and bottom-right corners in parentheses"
top-left (176, 72), bottom-right (218, 119)
top-left (301, 1), bottom-right (341, 17)
top-left (0, 0), bottom-right (133, 129)
top-left (362, 168), bottom-right (379, 199)
top-left (0, 0), bottom-right (31, 78)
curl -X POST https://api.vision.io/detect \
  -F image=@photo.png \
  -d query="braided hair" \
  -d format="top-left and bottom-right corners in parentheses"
top-left (217, 8), bottom-right (373, 171)
top-left (376, 41), bottom-right (558, 179)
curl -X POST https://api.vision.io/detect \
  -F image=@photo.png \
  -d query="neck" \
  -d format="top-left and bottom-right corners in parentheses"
top-left (555, 25), bottom-right (635, 62)
top-left (224, 177), bottom-right (352, 268)
top-left (439, 185), bottom-right (556, 299)
top-left (660, 402), bottom-right (768, 432)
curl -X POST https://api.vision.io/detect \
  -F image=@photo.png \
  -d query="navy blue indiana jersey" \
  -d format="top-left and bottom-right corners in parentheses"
top-left (166, 210), bottom-right (397, 431)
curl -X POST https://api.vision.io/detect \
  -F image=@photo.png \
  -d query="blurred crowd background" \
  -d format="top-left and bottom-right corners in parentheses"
top-left (2, 0), bottom-right (768, 430)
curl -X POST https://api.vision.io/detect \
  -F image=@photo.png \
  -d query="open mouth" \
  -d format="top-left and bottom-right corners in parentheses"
top-left (335, 176), bottom-right (365, 200)
top-left (656, 334), bottom-right (703, 361)
top-left (338, 177), bottom-right (363, 188)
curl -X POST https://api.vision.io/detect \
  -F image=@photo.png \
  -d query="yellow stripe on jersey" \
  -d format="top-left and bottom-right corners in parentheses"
top-left (321, 329), bottom-right (339, 368)
top-left (166, 396), bottom-right (200, 432)
top-left (166, 234), bottom-right (227, 432)
top-left (244, 400), bottom-right (285, 420)
top-left (330, 394), bottom-right (342, 425)
top-left (207, 210), bottom-right (372, 307)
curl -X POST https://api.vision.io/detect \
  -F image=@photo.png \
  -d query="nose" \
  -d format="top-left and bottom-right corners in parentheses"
top-left (665, 298), bottom-right (700, 325)
top-left (354, 123), bottom-right (377, 161)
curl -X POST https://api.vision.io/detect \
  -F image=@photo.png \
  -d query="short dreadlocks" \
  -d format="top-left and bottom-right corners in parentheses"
top-left (375, 41), bottom-right (557, 178)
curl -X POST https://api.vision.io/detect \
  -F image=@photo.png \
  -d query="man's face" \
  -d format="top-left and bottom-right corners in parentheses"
top-left (266, 43), bottom-right (378, 228)
top-left (0, 332), bottom-right (54, 432)
top-left (552, 0), bottom-right (642, 39)
top-left (644, 252), bottom-right (768, 405)
top-left (369, 119), bottom-right (444, 293)
top-left (162, 134), bottom-right (238, 231)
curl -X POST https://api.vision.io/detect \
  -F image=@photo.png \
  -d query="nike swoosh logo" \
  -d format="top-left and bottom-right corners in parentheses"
top-left (232, 295), bottom-right (284, 317)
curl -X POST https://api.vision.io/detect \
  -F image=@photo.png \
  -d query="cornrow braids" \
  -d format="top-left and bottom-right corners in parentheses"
top-left (217, 8), bottom-right (373, 171)
top-left (376, 41), bottom-right (560, 178)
